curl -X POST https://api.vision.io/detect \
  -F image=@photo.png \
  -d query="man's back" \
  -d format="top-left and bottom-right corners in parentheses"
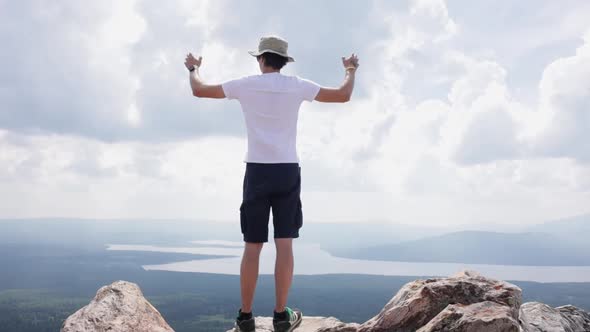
top-left (184, 35), bottom-right (358, 332)
top-left (222, 72), bottom-right (320, 163)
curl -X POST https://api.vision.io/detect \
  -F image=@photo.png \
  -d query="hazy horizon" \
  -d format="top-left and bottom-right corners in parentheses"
top-left (1, 212), bottom-right (588, 232)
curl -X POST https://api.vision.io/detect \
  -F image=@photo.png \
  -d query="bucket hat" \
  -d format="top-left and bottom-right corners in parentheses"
top-left (248, 35), bottom-right (295, 62)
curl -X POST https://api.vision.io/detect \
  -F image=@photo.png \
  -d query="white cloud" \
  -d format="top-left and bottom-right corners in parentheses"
top-left (533, 31), bottom-right (590, 162)
top-left (453, 107), bottom-right (520, 165)
top-left (0, 1), bottom-right (144, 139)
top-left (0, 130), bottom-right (246, 219)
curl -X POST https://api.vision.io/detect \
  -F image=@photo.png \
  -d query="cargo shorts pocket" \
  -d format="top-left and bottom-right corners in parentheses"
top-left (296, 199), bottom-right (303, 229)
top-left (239, 203), bottom-right (246, 234)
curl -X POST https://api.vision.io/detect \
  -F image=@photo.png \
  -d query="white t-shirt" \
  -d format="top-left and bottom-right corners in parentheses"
top-left (222, 72), bottom-right (321, 163)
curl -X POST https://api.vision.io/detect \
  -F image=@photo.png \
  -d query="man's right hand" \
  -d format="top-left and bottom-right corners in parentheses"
top-left (342, 53), bottom-right (359, 70)
top-left (314, 53), bottom-right (359, 103)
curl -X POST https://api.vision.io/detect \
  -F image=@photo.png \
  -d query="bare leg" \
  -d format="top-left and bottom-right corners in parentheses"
top-left (240, 242), bottom-right (264, 313)
top-left (274, 238), bottom-right (294, 312)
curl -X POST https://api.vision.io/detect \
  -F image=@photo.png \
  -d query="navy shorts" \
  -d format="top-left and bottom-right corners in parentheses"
top-left (239, 163), bottom-right (303, 243)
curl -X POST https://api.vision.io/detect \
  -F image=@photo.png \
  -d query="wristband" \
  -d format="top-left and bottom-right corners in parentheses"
top-left (189, 65), bottom-right (196, 72)
top-left (345, 66), bottom-right (357, 71)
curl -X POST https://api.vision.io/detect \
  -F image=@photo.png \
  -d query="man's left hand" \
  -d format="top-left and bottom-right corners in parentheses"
top-left (185, 53), bottom-right (202, 71)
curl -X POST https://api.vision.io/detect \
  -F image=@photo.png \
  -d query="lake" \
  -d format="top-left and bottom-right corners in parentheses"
top-left (107, 240), bottom-right (590, 283)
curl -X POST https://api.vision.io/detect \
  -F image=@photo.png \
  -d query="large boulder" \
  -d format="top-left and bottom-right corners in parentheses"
top-left (520, 302), bottom-right (590, 332)
top-left (61, 280), bottom-right (173, 332)
top-left (358, 270), bottom-right (522, 332)
top-left (225, 316), bottom-right (359, 332)
top-left (417, 301), bottom-right (520, 332)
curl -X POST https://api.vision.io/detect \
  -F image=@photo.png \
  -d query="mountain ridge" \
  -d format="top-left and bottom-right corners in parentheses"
top-left (334, 230), bottom-right (590, 266)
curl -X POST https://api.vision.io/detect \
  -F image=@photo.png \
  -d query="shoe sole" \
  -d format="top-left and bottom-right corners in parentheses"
top-left (234, 318), bottom-right (255, 332)
top-left (287, 316), bottom-right (302, 332)
top-left (276, 312), bottom-right (303, 332)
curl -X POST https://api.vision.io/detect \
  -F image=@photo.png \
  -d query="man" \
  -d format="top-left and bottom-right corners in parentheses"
top-left (184, 35), bottom-right (358, 332)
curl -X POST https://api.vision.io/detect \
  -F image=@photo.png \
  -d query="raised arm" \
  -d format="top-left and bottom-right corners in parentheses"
top-left (184, 53), bottom-right (225, 99)
top-left (315, 53), bottom-right (359, 103)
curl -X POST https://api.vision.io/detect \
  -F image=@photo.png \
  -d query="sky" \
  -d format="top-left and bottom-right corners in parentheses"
top-left (1, 0), bottom-right (589, 227)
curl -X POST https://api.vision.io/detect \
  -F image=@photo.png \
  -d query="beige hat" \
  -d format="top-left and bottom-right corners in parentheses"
top-left (248, 35), bottom-right (295, 62)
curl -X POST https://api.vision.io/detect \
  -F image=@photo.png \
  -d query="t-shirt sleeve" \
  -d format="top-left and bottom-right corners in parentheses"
top-left (222, 77), bottom-right (247, 100)
top-left (297, 77), bottom-right (321, 102)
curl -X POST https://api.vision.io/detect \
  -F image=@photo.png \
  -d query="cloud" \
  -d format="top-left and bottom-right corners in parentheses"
top-left (0, 0), bottom-right (249, 142)
top-left (0, 0), bottom-right (144, 140)
top-left (0, 129), bottom-right (247, 218)
top-left (448, 60), bottom-right (525, 165)
top-left (0, 0), bottom-right (379, 142)
top-left (454, 108), bottom-right (520, 165)
top-left (533, 32), bottom-right (590, 162)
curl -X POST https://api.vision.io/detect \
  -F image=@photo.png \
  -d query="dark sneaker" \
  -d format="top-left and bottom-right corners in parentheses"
top-left (273, 307), bottom-right (302, 332)
top-left (235, 309), bottom-right (255, 332)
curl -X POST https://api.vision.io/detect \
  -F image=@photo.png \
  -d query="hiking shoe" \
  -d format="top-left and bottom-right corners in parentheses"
top-left (273, 307), bottom-right (302, 332)
top-left (235, 309), bottom-right (255, 332)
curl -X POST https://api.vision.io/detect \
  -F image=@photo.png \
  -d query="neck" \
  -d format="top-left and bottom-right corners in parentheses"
top-left (261, 67), bottom-right (280, 74)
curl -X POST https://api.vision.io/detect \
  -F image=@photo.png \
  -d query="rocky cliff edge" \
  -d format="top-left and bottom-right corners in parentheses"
top-left (61, 271), bottom-right (590, 332)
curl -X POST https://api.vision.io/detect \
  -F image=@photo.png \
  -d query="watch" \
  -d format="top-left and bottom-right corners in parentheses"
top-left (189, 65), bottom-right (196, 72)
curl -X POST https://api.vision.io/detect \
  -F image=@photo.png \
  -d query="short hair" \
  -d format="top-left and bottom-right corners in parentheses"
top-left (257, 52), bottom-right (288, 70)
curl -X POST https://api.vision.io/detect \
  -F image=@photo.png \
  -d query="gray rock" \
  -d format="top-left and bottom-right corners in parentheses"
top-left (557, 305), bottom-right (590, 331)
top-left (358, 270), bottom-right (522, 332)
top-left (63, 272), bottom-right (590, 332)
top-left (225, 316), bottom-right (359, 332)
top-left (520, 302), bottom-right (590, 332)
top-left (61, 280), bottom-right (174, 332)
top-left (417, 301), bottom-right (520, 332)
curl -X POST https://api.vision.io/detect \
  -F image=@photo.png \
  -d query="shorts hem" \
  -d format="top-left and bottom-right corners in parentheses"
top-left (243, 236), bottom-right (268, 243)
top-left (274, 234), bottom-right (300, 239)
